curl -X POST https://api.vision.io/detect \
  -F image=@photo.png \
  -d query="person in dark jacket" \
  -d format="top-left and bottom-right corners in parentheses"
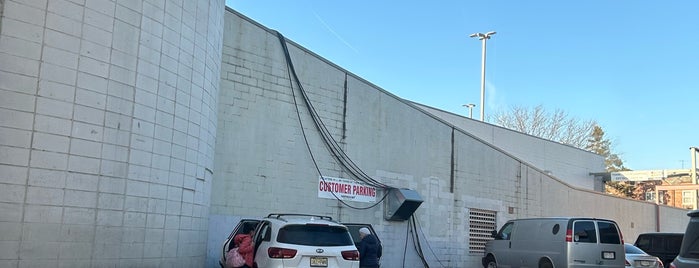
top-left (357, 227), bottom-right (380, 268)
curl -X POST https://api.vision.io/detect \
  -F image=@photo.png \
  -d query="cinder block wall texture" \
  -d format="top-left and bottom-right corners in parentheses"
top-left (414, 104), bottom-right (605, 190)
top-left (212, 9), bottom-right (689, 267)
top-left (0, 2), bottom-right (690, 267)
top-left (0, 0), bottom-right (224, 267)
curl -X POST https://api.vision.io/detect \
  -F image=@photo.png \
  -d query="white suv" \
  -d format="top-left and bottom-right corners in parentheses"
top-left (220, 214), bottom-right (360, 268)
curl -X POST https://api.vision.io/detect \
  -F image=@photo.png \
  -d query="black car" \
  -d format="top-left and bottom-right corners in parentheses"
top-left (634, 232), bottom-right (683, 268)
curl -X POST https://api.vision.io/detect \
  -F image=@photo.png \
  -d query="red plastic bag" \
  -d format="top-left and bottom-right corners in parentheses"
top-left (225, 247), bottom-right (245, 268)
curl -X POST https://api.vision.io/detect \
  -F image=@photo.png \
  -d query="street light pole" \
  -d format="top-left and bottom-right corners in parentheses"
top-left (469, 31), bottom-right (496, 121)
top-left (462, 104), bottom-right (476, 119)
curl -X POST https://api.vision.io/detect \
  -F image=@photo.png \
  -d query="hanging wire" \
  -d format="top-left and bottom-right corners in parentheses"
top-left (276, 31), bottom-right (394, 209)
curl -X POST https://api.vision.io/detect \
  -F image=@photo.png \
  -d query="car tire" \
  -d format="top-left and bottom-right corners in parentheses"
top-left (539, 259), bottom-right (553, 268)
top-left (484, 256), bottom-right (497, 268)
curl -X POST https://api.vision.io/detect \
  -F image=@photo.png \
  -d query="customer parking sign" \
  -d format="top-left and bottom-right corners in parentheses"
top-left (318, 176), bottom-right (377, 203)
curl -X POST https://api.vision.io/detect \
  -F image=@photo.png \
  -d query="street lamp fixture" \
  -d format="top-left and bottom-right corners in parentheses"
top-left (469, 31), bottom-right (496, 121)
top-left (462, 104), bottom-right (476, 119)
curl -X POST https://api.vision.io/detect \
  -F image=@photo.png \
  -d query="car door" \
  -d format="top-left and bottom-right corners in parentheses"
top-left (568, 219), bottom-right (599, 267)
top-left (343, 223), bottom-right (382, 259)
top-left (343, 223), bottom-right (382, 247)
top-left (488, 221), bottom-right (515, 267)
top-left (221, 219), bottom-right (261, 266)
top-left (595, 220), bottom-right (625, 267)
top-left (568, 219), bottom-right (624, 267)
top-left (251, 220), bottom-right (273, 268)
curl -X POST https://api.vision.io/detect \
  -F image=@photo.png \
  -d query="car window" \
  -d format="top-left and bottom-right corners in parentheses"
top-left (668, 235), bottom-right (683, 251)
top-left (497, 222), bottom-right (514, 240)
top-left (625, 244), bottom-right (646, 254)
top-left (635, 236), bottom-right (651, 250)
top-left (573, 220), bottom-right (597, 243)
top-left (227, 220), bottom-right (261, 251)
top-left (597, 221), bottom-right (621, 244)
top-left (277, 224), bottom-right (354, 246)
top-left (258, 222), bottom-right (271, 242)
top-left (344, 223), bottom-right (381, 245)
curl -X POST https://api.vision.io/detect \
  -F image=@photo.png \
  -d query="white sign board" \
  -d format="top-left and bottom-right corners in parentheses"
top-left (318, 176), bottom-right (377, 203)
top-left (610, 169), bottom-right (690, 182)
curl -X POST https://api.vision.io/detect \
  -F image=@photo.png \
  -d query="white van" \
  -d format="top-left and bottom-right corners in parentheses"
top-left (482, 217), bottom-right (625, 268)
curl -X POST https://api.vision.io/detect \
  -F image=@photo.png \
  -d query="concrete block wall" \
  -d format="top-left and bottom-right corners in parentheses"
top-left (0, 0), bottom-right (223, 267)
top-left (416, 104), bottom-right (605, 190)
top-left (213, 9), bottom-right (689, 267)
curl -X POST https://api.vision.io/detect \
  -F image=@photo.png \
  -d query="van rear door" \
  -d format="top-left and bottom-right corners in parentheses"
top-left (568, 219), bottom-right (624, 267)
top-left (595, 220), bottom-right (625, 267)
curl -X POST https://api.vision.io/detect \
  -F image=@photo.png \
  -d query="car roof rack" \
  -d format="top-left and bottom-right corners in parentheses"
top-left (266, 213), bottom-right (334, 221)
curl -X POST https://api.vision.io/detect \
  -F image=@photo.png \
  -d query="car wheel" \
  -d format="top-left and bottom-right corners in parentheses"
top-left (539, 259), bottom-right (553, 268)
top-left (484, 256), bottom-right (497, 268)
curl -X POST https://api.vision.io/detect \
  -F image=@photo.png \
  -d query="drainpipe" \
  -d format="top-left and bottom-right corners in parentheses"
top-left (692, 147), bottom-right (698, 209)
top-left (692, 147), bottom-right (697, 184)
top-left (656, 204), bottom-right (660, 232)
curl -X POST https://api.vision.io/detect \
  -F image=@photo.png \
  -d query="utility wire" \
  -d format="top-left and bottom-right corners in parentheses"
top-left (277, 31), bottom-right (391, 189)
top-left (415, 216), bottom-right (448, 268)
top-left (276, 31), bottom-right (392, 209)
top-left (411, 216), bottom-right (430, 267)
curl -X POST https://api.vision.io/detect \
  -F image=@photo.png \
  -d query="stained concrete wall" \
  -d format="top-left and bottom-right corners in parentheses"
top-left (415, 104), bottom-right (605, 191)
top-left (0, 0), bottom-right (224, 267)
top-left (0, 2), bottom-right (689, 267)
top-left (211, 9), bottom-right (689, 267)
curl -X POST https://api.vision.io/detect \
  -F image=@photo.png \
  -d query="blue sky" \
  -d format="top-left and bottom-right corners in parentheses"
top-left (226, 1), bottom-right (699, 171)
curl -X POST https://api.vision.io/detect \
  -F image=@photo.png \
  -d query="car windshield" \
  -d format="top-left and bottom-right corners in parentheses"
top-left (277, 224), bottom-right (354, 246)
top-left (625, 244), bottom-right (646, 254)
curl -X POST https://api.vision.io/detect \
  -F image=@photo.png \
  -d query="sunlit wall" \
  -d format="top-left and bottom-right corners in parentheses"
top-left (0, 0), bottom-right (223, 266)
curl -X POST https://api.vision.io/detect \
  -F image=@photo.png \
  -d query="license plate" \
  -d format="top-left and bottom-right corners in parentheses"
top-left (640, 260), bottom-right (651, 266)
top-left (601, 251), bottom-right (615, 259)
top-left (310, 256), bottom-right (328, 267)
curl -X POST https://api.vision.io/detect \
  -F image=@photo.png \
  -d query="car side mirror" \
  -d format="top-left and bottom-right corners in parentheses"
top-left (491, 230), bottom-right (498, 238)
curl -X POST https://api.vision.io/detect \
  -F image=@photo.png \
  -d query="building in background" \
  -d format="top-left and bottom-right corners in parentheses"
top-left (609, 169), bottom-right (699, 209)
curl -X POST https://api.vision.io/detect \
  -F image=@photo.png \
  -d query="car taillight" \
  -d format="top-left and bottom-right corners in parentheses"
top-left (268, 247), bottom-right (297, 259)
top-left (669, 262), bottom-right (676, 268)
top-left (625, 259), bottom-right (631, 266)
top-left (341, 250), bottom-right (359, 261)
top-left (565, 229), bottom-right (573, 242)
top-left (619, 229), bottom-right (624, 244)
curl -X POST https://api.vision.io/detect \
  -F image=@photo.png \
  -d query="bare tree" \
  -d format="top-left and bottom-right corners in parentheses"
top-left (491, 105), bottom-right (597, 148)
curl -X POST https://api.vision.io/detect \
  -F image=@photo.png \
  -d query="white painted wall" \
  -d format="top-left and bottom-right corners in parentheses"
top-left (0, 0), bottom-right (224, 267)
top-left (0, 3), bottom-right (689, 267)
top-left (415, 104), bottom-right (604, 190)
top-left (210, 9), bottom-right (689, 267)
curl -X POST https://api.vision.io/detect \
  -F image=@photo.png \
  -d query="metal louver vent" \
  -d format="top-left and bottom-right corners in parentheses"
top-left (469, 208), bottom-right (496, 254)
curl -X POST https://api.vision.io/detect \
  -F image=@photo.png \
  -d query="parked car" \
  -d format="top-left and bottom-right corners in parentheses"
top-left (625, 243), bottom-right (663, 268)
top-left (669, 210), bottom-right (699, 268)
top-left (220, 213), bottom-right (362, 268)
top-left (634, 232), bottom-right (683, 268)
top-left (482, 217), bottom-right (626, 268)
